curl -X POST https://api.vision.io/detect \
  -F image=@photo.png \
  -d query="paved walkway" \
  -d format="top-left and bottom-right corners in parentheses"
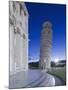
top-left (9, 70), bottom-right (55, 89)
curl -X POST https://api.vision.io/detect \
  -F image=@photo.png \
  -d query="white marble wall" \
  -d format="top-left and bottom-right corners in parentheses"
top-left (9, 1), bottom-right (28, 75)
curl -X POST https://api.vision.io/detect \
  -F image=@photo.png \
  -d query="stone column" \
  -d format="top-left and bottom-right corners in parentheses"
top-left (39, 21), bottom-right (52, 71)
top-left (10, 25), bottom-right (15, 74)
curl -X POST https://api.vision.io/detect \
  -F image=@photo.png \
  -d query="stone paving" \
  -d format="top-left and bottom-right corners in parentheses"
top-left (9, 70), bottom-right (55, 89)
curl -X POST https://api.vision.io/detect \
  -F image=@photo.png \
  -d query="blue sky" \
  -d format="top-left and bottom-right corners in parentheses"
top-left (25, 2), bottom-right (66, 62)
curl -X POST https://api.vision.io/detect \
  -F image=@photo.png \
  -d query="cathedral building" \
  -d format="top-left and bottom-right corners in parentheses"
top-left (9, 1), bottom-right (28, 74)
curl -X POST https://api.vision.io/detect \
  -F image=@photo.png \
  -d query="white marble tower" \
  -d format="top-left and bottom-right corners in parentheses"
top-left (39, 21), bottom-right (52, 71)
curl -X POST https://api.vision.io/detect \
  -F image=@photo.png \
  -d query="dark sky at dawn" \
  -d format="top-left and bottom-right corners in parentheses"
top-left (25, 2), bottom-right (66, 62)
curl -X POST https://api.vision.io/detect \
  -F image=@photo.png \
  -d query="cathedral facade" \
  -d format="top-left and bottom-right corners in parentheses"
top-left (9, 1), bottom-right (28, 74)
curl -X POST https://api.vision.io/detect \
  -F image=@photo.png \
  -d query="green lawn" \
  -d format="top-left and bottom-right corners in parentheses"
top-left (48, 67), bottom-right (66, 82)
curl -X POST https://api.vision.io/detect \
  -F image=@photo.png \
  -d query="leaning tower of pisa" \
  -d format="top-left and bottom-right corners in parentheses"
top-left (39, 21), bottom-right (52, 71)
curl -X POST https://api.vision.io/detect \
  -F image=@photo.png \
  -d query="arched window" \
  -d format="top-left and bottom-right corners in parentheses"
top-left (48, 30), bottom-right (50, 34)
top-left (9, 18), bottom-right (13, 25)
top-left (13, 2), bottom-right (16, 12)
top-left (14, 27), bottom-right (20, 34)
top-left (23, 33), bottom-right (26, 39)
top-left (20, 4), bottom-right (22, 15)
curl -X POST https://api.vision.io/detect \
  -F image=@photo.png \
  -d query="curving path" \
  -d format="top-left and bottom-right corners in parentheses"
top-left (9, 70), bottom-right (65, 89)
top-left (9, 70), bottom-right (55, 89)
